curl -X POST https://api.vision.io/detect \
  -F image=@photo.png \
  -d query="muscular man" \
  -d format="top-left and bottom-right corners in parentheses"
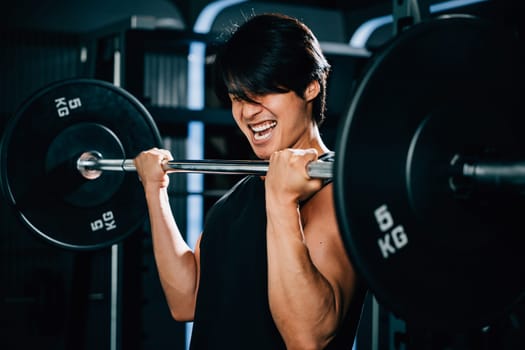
top-left (134, 13), bottom-right (366, 350)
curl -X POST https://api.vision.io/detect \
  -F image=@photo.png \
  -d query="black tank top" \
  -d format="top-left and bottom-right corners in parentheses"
top-left (190, 175), bottom-right (362, 350)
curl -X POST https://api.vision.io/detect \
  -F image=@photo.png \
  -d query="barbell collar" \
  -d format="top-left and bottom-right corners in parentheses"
top-left (77, 157), bottom-right (334, 179)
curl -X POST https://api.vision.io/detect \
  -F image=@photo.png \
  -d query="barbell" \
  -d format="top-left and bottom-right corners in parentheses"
top-left (1, 16), bottom-right (524, 332)
top-left (75, 150), bottom-right (335, 179)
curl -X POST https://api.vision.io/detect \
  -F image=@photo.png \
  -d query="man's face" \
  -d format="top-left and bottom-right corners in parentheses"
top-left (229, 90), bottom-right (315, 160)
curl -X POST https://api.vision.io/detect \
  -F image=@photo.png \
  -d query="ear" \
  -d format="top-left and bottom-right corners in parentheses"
top-left (304, 80), bottom-right (320, 101)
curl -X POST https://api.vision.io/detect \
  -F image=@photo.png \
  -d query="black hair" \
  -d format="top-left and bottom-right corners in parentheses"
top-left (214, 13), bottom-right (331, 126)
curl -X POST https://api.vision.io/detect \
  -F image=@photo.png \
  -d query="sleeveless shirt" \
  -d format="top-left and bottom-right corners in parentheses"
top-left (190, 174), bottom-right (362, 350)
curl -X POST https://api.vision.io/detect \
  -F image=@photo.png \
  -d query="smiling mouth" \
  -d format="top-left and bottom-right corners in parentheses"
top-left (250, 121), bottom-right (277, 141)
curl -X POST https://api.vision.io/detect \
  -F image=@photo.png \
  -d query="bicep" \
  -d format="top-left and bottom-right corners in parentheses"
top-left (303, 186), bottom-right (357, 314)
top-left (193, 234), bottom-right (203, 305)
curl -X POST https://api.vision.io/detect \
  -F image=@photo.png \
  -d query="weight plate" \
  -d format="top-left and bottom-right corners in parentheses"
top-left (334, 16), bottom-right (525, 330)
top-left (0, 79), bottom-right (162, 250)
top-left (45, 122), bottom-right (125, 207)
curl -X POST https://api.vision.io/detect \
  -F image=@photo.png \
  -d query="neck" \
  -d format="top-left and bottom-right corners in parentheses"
top-left (306, 124), bottom-right (330, 155)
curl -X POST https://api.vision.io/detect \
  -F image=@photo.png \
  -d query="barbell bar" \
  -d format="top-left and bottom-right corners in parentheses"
top-left (1, 15), bottom-right (525, 332)
top-left (75, 150), bottom-right (335, 179)
top-left (75, 150), bottom-right (525, 193)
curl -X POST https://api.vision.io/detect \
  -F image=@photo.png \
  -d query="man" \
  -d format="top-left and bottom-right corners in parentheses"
top-left (134, 13), bottom-right (365, 349)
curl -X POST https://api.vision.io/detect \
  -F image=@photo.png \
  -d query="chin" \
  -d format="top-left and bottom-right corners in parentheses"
top-left (252, 149), bottom-right (272, 160)
top-left (255, 152), bottom-right (269, 160)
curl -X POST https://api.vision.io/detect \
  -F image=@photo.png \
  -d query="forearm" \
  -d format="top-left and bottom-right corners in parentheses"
top-left (145, 186), bottom-right (198, 321)
top-left (266, 202), bottom-right (342, 349)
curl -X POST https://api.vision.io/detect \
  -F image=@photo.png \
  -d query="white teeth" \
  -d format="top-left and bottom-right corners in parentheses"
top-left (254, 131), bottom-right (272, 141)
top-left (250, 121), bottom-right (276, 133)
top-left (250, 121), bottom-right (276, 141)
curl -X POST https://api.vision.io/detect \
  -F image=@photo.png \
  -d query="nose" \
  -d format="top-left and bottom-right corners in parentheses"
top-left (238, 100), bottom-right (262, 120)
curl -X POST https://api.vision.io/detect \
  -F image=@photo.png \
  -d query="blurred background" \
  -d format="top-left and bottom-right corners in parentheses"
top-left (0, 1), bottom-right (523, 349)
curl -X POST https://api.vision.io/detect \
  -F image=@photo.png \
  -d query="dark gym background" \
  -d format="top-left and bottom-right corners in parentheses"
top-left (1, 1), bottom-right (523, 349)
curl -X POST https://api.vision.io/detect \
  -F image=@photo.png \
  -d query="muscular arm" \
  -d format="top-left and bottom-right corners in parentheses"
top-left (265, 150), bottom-right (360, 349)
top-left (135, 148), bottom-right (200, 321)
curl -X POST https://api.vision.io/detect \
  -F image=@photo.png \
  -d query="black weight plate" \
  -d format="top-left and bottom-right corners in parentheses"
top-left (334, 16), bottom-right (525, 330)
top-left (45, 122), bottom-right (125, 207)
top-left (0, 79), bottom-right (162, 250)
